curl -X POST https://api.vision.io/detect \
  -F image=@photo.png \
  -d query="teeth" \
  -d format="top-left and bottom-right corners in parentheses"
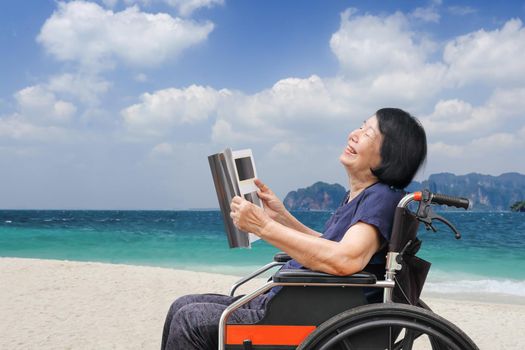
top-left (346, 145), bottom-right (356, 154)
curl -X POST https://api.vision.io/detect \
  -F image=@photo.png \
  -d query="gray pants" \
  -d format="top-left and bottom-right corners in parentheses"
top-left (161, 293), bottom-right (268, 350)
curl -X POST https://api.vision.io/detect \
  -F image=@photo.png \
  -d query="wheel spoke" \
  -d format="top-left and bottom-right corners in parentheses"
top-left (400, 329), bottom-right (416, 350)
top-left (389, 326), bottom-right (393, 350)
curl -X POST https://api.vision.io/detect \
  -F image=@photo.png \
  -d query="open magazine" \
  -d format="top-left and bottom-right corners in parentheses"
top-left (208, 148), bottom-right (262, 248)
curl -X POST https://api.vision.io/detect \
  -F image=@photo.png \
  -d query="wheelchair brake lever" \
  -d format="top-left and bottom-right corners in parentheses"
top-left (432, 214), bottom-right (462, 239)
top-left (416, 189), bottom-right (462, 239)
top-left (416, 200), bottom-right (437, 232)
top-left (418, 207), bottom-right (462, 239)
top-left (424, 221), bottom-right (437, 232)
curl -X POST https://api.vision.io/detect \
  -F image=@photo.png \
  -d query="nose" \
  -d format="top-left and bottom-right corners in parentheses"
top-left (348, 129), bottom-right (360, 143)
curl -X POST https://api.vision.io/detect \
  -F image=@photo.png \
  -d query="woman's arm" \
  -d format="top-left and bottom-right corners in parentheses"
top-left (255, 179), bottom-right (321, 237)
top-left (230, 196), bottom-right (380, 276)
top-left (277, 211), bottom-right (322, 237)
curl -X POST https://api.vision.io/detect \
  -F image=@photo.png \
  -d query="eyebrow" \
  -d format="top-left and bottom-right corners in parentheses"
top-left (363, 120), bottom-right (377, 134)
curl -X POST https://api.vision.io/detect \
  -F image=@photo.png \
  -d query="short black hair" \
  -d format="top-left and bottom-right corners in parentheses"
top-left (372, 108), bottom-right (427, 189)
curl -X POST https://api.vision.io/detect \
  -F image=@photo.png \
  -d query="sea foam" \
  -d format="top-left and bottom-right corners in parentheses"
top-left (425, 276), bottom-right (525, 297)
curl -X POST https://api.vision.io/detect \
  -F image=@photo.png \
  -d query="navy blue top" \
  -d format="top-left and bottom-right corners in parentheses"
top-left (267, 182), bottom-right (404, 301)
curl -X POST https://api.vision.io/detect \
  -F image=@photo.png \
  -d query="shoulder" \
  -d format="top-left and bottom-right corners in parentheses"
top-left (355, 183), bottom-right (404, 240)
top-left (361, 182), bottom-right (404, 205)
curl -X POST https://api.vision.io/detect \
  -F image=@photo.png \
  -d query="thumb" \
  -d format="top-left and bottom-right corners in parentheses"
top-left (257, 190), bottom-right (272, 200)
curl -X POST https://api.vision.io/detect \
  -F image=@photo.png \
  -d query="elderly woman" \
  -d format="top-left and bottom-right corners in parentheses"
top-left (161, 108), bottom-right (427, 350)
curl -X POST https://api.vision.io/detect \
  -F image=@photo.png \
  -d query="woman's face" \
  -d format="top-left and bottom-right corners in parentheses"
top-left (340, 115), bottom-right (383, 177)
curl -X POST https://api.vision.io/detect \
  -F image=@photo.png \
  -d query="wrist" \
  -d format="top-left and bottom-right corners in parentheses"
top-left (278, 209), bottom-right (293, 225)
top-left (259, 218), bottom-right (276, 239)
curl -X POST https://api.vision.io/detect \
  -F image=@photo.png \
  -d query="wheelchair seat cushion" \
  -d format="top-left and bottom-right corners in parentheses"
top-left (272, 269), bottom-right (377, 284)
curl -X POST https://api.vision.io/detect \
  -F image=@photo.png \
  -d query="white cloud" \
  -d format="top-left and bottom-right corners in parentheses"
top-left (164, 0), bottom-right (224, 16)
top-left (116, 7), bottom-right (525, 183)
top-left (122, 75), bottom-right (354, 142)
top-left (328, 8), bottom-right (446, 106)
top-left (6, 3), bottom-right (525, 209)
top-left (121, 10), bottom-right (525, 149)
top-left (411, 5), bottom-right (440, 23)
top-left (150, 142), bottom-right (174, 156)
top-left (48, 73), bottom-right (111, 105)
top-left (228, 75), bottom-right (348, 126)
top-left (103, 0), bottom-right (223, 16)
top-left (330, 9), bottom-right (432, 77)
top-left (122, 85), bottom-right (229, 136)
top-left (422, 88), bottom-right (525, 137)
top-left (447, 6), bottom-right (477, 16)
top-left (101, 0), bottom-right (119, 7)
top-left (428, 141), bottom-right (464, 157)
top-left (428, 131), bottom-right (525, 175)
top-left (0, 114), bottom-right (69, 141)
top-left (0, 84), bottom-right (83, 142)
top-left (15, 85), bottom-right (77, 125)
top-left (270, 142), bottom-right (296, 156)
top-left (327, 9), bottom-right (525, 109)
top-left (211, 119), bottom-right (257, 144)
top-left (37, 1), bottom-right (214, 71)
top-left (469, 132), bottom-right (522, 152)
top-left (444, 19), bottom-right (525, 86)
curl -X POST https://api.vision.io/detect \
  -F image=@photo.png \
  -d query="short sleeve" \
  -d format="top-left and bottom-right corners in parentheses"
top-left (348, 184), bottom-right (403, 243)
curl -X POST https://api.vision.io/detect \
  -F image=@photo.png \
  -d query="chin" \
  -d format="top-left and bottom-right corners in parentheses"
top-left (339, 153), bottom-right (352, 167)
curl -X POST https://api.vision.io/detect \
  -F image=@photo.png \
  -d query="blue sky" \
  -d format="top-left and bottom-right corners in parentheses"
top-left (1, 0), bottom-right (525, 209)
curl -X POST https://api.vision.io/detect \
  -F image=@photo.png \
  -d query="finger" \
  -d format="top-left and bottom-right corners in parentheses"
top-left (239, 199), bottom-right (251, 211)
top-left (257, 190), bottom-right (271, 200)
top-left (230, 200), bottom-right (241, 212)
top-left (254, 179), bottom-right (268, 191)
top-left (231, 196), bottom-right (243, 204)
top-left (230, 212), bottom-right (238, 226)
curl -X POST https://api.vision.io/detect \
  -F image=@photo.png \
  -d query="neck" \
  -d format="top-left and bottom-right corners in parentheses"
top-left (347, 174), bottom-right (378, 201)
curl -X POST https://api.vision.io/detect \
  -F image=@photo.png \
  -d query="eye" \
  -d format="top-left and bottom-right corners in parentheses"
top-left (364, 127), bottom-right (375, 139)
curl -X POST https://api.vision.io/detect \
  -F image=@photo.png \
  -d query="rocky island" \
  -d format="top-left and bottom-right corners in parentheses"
top-left (284, 172), bottom-right (525, 211)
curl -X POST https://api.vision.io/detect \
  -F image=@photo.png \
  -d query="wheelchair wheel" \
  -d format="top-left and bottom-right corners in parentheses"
top-left (297, 303), bottom-right (478, 350)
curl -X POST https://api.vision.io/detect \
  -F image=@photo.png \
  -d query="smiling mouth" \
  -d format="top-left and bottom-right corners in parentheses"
top-left (345, 145), bottom-right (357, 155)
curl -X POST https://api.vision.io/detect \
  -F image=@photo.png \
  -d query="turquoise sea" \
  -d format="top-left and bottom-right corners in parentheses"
top-left (1, 210), bottom-right (524, 297)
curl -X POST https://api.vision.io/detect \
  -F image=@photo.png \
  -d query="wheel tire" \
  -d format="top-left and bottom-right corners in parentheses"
top-left (297, 303), bottom-right (478, 350)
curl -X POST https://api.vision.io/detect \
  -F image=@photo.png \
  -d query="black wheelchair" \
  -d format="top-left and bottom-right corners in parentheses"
top-left (218, 190), bottom-right (479, 349)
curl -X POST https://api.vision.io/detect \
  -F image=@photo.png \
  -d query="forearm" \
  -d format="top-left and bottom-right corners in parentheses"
top-left (277, 211), bottom-right (322, 237)
top-left (258, 221), bottom-right (365, 275)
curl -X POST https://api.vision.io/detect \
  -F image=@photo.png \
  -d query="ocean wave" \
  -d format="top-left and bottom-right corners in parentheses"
top-left (425, 278), bottom-right (525, 297)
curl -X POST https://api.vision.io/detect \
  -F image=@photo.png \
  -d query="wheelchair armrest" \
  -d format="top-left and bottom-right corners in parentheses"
top-left (273, 252), bottom-right (292, 263)
top-left (272, 269), bottom-right (377, 284)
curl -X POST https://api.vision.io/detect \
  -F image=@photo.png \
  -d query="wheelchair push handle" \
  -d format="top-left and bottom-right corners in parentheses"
top-left (426, 192), bottom-right (470, 210)
top-left (392, 189), bottom-right (470, 248)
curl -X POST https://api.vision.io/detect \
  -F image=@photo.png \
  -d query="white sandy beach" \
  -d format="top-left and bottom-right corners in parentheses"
top-left (1, 257), bottom-right (524, 349)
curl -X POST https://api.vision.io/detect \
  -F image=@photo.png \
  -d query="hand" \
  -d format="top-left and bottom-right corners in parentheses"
top-left (230, 196), bottom-right (272, 236)
top-left (254, 179), bottom-right (288, 223)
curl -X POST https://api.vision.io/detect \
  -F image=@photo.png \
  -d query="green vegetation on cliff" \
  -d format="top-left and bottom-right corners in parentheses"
top-left (511, 201), bottom-right (525, 212)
